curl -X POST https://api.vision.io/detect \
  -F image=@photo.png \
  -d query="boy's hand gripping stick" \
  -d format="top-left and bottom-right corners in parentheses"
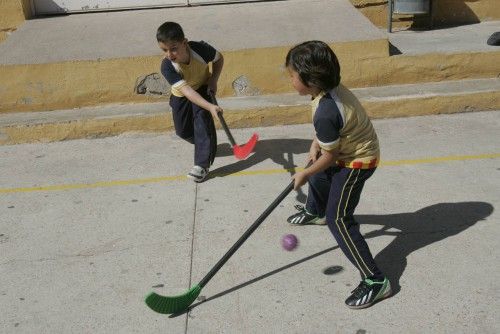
top-left (209, 92), bottom-right (258, 160)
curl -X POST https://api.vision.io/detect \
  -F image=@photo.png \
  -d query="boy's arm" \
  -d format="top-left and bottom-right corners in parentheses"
top-left (308, 137), bottom-right (322, 162)
top-left (293, 145), bottom-right (338, 190)
top-left (304, 148), bottom-right (338, 177)
top-left (207, 54), bottom-right (224, 94)
top-left (179, 85), bottom-right (222, 119)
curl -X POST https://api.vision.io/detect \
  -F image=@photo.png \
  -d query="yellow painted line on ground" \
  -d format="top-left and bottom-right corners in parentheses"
top-left (1, 153), bottom-right (499, 194)
top-left (0, 175), bottom-right (185, 194)
top-left (378, 153), bottom-right (500, 166)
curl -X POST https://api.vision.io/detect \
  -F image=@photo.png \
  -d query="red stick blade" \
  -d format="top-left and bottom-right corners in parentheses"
top-left (233, 133), bottom-right (259, 160)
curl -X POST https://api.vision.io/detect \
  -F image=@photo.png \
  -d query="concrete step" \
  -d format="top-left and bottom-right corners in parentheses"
top-left (2, 1), bottom-right (498, 116)
top-left (1, 78), bottom-right (498, 145)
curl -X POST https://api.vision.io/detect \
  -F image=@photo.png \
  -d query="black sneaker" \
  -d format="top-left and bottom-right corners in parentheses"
top-left (187, 166), bottom-right (209, 183)
top-left (345, 277), bottom-right (392, 309)
top-left (287, 205), bottom-right (326, 225)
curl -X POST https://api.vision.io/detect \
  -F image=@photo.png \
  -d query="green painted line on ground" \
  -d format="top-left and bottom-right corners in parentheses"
top-left (1, 153), bottom-right (499, 194)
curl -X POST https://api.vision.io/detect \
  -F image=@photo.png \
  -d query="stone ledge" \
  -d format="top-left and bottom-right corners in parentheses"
top-left (1, 78), bottom-right (498, 145)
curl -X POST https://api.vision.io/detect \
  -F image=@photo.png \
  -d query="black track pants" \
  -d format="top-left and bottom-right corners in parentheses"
top-left (306, 166), bottom-right (384, 279)
top-left (169, 86), bottom-right (217, 168)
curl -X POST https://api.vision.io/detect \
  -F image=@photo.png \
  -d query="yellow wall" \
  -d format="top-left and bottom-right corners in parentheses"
top-left (2, 47), bottom-right (499, 115)
top-left (0, 40), bottom-right (389, 114)
top-left (0, 0), bottom-right (30, 42)
top-left (351, 0), bottom-right (500, 29)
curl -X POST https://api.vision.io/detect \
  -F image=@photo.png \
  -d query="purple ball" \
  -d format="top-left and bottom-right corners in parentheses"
top-left (281, 234), bottom-right (298, 251)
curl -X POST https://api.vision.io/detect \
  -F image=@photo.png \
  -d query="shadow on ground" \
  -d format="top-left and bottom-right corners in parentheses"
top-left (170, 201), bottom-right (492, 317)
top-left (359, 201), bottom-right (493, 295)
top-left (212, 138), bottom-right (312, 202)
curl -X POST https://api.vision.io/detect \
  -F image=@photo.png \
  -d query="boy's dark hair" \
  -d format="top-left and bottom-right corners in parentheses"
top-left (156, 21), bottom-right (185, 43)
top-left (285, 40), bottom-right (341, 91)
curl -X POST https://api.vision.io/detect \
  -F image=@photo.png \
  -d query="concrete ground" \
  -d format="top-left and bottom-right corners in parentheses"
top-left (1, 110), bottom-right (499, 333)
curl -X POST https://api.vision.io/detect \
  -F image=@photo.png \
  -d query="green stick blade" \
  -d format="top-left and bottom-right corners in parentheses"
top-left (145, 285), bottom-right (201, 314)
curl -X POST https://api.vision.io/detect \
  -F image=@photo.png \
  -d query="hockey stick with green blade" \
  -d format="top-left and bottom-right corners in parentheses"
top-left (145, 179), bottom-right (296, 314)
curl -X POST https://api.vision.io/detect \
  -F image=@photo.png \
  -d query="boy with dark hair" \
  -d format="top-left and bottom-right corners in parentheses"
top-left (285, 40), bottom-right (391, 309)
top-left (157, 21), bottom-right (224, 182)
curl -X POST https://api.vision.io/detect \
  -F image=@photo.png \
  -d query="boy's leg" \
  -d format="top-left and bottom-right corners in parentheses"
top-left (325, 167), bottom-right (391, 308)
top-left (325, 167), bottom-right (382, 279)
top-left (169, 95), bottom-right (194, 144)
top-left (169, 92), bottom-right (214, 182)
top-left (287, 167), bottom-right (333, 225)
top-left (306, 166), bottom-right (336, 217)
top-left (192, 88), bottom-right (217, 169)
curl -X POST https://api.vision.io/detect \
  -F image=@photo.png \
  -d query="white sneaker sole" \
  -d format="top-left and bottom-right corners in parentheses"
top-left (187, 173), bottom-right (207, 183)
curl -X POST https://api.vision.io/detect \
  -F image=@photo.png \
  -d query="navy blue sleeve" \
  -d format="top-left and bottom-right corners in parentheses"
top-left (160, 58), bottom-right (183, 85)
top-left (189, 41), bottom-right (217, 63)
top-left (313, 98), bottom-right (344, 150)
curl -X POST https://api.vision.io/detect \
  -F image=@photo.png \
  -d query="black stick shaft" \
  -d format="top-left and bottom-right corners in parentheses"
top-left (209, 92), bottom-right (237, 146)
top-left (218, 112), bottom-right (237, 146)
top-left (198, 181), bottom-right (294, 288)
